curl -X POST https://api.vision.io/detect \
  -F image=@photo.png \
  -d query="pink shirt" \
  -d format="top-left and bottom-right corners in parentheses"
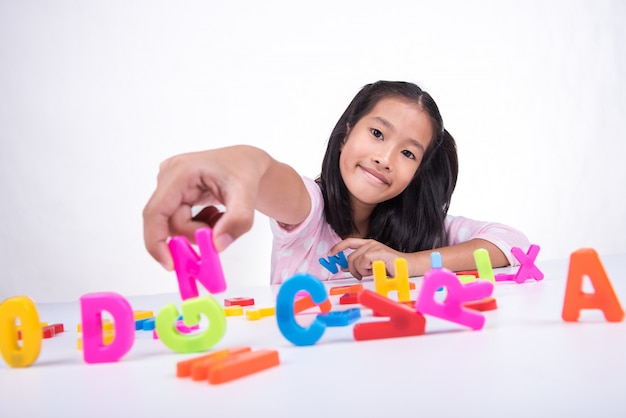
top-left (270, 177), bottom-right (530, 284)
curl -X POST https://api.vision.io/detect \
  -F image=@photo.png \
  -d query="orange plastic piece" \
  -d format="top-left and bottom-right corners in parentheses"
top-left (562, 248), bottom-right (624, 322)
top-left (294, 295), bottom-right (332, 313)
top-left (373, 258), bottom-right (412, 302)
top-left (463, 297), bottom-right (498, 312)
top-left (339, 293), bottom-right (360, 305)
top-left (207, 349), bottom-right (280, 385)
top-left (176, 346), bottom-right (251, 378)
top-left (353, 290), bottom-right (426, 341)
top-left (224, 297), bottom-right (255, 307)
top-left (329, 284), bottom-right (364, 296)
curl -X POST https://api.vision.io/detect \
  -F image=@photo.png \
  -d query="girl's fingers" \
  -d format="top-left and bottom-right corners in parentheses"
top-left (210, 186), bottom-right (257, 252)
top-left (143, 187), bottom-right (185, 271)
top-left (329, 237), bottom-right (369, 255)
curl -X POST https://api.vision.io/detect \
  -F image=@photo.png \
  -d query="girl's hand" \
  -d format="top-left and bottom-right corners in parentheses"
top-left (143, 147), bottom-right (267, 271)
top-left (329, 238), bottom-right (404, 280)
top-left (143, 145), bottom-right (310, 272)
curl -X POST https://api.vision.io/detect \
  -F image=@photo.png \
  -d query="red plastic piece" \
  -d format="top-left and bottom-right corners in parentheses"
top-left (456, 270), bottom-right (479, 277)
top-left (463, 297), bottom-right (498, 312)
top-left (339, 293), bottom-right (360, 305)
top-left (224, 297), bottom-right (255, 307)
top-left (42, 325), bottom-right (55, 339)
top-left (329, 284), bottom-right (364, 296)
top-left (51, 323), bottom-right (64, 333)
top-left (373, 300), bottom-right (415, 316)
top-left (294, 295), bottom-right (332, 313)
top-left (353, 290), bottom-right (425, 341)
top-left (562, 248), bottom-right (624, 322)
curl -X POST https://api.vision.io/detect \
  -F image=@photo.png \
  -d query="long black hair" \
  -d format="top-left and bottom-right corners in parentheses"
top-left (316, 81), bottom-right (458, 252)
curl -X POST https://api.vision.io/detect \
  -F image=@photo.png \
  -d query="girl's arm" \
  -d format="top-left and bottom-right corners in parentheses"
top-left (143, 145), bottom-right (310, 270)
top-left (406, 239), bottom-right (510, 276)
top-left (330, 238), bottom-right (509, 279)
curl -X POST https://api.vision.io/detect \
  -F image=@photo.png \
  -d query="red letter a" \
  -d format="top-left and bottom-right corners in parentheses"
top-left (562, 248), bottom-right (624, 322)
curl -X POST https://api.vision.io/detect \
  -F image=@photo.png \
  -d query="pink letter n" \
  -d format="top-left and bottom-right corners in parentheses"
top-left (168, 227), bottom-right (227, 300)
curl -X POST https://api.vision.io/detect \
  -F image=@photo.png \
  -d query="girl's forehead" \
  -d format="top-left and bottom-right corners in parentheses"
top-left (360, 97), bottom-right (434, 147)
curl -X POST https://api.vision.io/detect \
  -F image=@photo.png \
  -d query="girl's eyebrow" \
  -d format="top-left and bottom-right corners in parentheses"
top-left (370, 116), bottom-right (425, 153)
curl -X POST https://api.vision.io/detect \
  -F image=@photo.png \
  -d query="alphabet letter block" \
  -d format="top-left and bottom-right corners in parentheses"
top-left (562, 248), bottom-right (624, 322)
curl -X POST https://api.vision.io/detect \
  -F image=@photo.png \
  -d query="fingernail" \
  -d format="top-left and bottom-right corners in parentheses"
top-left (214, 233), bottom-right (233, 252)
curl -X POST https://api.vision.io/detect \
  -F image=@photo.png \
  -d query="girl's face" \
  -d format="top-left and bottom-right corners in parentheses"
top-left (339, 96), bottom-right (433, 210)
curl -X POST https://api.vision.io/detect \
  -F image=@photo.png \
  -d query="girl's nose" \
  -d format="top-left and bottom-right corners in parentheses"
top-left (374, 148), bottom-right (393, 170)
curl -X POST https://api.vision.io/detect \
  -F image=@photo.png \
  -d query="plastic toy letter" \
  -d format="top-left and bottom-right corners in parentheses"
top-left (156, 296), bottom-right (226, 353)
top-left (168, 227), bottom-right (227, 300)
top-left (474, 248), bottom-right (495, 283)
top-left (416, 268), bottom-right (493, 330)
top-left (319, 251), bottom-right (348, 274)
top-left (276, 273), bottom-right (328, 346)
top-left (79, 292), bottom-right (135, 364)
top-left (511, 244), bottom-right (544, 283)
top-left (562, 248), bottom-right (624, 322)
top-left (373, 258), bottom-right (411, 302)
top-left (0, 296), bottom-right (42, 367)
top-left (353, 290), bottom-right (425, 341)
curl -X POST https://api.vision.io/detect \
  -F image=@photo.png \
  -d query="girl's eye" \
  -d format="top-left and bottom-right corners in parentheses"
top-left (371, 129), bottom-right (383, 139)
top-left (402, 150), bottom-right (415, 160)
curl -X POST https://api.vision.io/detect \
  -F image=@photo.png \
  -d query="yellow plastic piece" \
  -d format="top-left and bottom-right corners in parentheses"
top-left (16, 322), bottom-right (48, 332)
top-left (133, 310), bottom-right (154, 321)
top-left (373, 258), bottom-right (411, 302)
top-left (77, 318), bottom-right (114, 332)
top-left (474, 249), bottom-right (495, 283)
top-left (245, 306), bottom-right (275, 321)
top-left (77, 331), bottom-right (115, 350)
top-left (223, 306), bottom-right (244, 317)
top-left (0, 296), bottom-right (43, 367)
top-left (246, 309), bottom-right (261, 321)
top-left (259, 307), bottom-right (275, 317)
top-left (458, 274), bottom-right (477, 284)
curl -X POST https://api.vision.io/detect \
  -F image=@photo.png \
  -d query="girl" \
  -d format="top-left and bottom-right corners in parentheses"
top-left (143, 81), bottom-right (530, 283)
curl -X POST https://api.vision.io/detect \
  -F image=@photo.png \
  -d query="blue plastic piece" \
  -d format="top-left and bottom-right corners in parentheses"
top-left (429, 252), bottom-right (445, 291)
top-left (135, 318), bottom-right (152, 330)
top-left (319, 251), bottom-right (348, 274)
top-left (430, 252), bottom-right (442, 269)
top-left (276, 273), bottom-right (327, 346)
top-left (141, 317), bottom-right (156, 331)
top-left (316, 308), bottom-right (361, 327)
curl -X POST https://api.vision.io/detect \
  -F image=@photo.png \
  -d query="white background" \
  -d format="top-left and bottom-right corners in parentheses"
top-left (1, 0), bottom-right (624, 302)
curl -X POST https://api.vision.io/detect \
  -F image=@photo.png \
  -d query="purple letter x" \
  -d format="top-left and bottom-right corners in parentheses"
top-left (511, 244), bottom-right (544, 283)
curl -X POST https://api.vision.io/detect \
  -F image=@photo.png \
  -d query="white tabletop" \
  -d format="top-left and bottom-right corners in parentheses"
top-left (1, 253), bottom-right (625, 417)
